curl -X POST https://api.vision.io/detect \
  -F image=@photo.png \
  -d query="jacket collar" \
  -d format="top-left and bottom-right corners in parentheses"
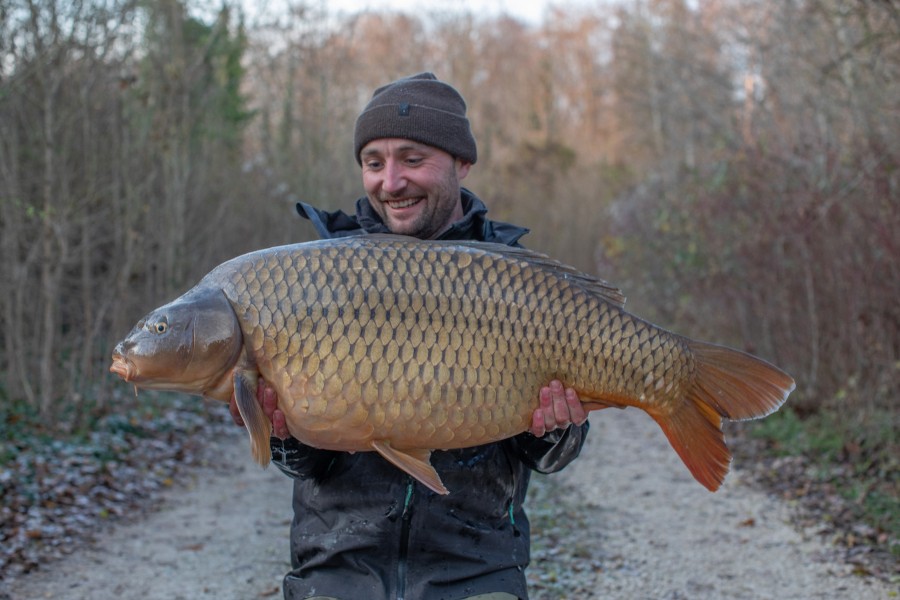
top-left (296, 188), bottom-right (529, 246)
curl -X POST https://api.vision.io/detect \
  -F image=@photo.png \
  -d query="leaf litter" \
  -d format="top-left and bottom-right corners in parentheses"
top-left (0, 394), bottom-right (232, 583)
top-left (1, 395), bottom-right (896, 593)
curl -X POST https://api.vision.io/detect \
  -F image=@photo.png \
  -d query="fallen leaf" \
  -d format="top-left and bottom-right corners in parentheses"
top-left (179, 543), bottom-right (204, 552)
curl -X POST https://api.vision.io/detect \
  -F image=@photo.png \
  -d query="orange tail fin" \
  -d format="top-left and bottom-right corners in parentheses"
top-left (649, 341), bottom-right (795, 491)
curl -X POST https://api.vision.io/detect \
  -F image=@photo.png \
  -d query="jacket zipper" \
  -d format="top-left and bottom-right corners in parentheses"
top-left (396, 480), bottom-right (415, 600)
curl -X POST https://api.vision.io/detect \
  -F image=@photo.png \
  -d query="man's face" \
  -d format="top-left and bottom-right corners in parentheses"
top-left (360, 139), bottom-right (471, 239)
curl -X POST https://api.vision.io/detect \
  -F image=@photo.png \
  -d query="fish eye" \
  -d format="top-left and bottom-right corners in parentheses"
top-left (151, 320), bottom-right (168, 334)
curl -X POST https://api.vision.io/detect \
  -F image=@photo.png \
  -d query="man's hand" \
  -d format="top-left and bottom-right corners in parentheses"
top-left (229, 378), bottom-right (291, 440)
top-left (530, 380), bottom-right (588, 437)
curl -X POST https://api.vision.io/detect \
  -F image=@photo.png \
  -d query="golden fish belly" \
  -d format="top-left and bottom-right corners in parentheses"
top-left (218, 237), bottom-right (694, 451)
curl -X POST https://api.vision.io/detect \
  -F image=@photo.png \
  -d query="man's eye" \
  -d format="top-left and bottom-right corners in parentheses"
top-left (365, 160), bottom-right (383, 170)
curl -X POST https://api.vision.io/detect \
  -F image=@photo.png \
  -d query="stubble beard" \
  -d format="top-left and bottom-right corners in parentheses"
top-left (375, 171), bottom-right (461, 240)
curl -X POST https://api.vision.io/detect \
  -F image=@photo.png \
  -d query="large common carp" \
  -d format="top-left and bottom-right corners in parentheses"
top-left (110, 235), bottom-right (794, 494)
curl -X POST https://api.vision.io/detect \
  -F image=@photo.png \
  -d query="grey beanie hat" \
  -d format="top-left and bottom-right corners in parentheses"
top-left (354, 72), bottom-right (477, 165)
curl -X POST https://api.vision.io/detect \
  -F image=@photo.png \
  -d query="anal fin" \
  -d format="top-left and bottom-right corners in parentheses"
top-left (370, 440), bottom-right (448, 495)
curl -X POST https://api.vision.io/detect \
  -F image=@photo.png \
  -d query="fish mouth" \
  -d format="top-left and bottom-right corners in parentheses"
top-left (109, 354), bottom-right (135, 382)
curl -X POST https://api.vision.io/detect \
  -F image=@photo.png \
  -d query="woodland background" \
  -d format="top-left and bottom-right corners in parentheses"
top-left (0, 0), bottom-right (897, 569)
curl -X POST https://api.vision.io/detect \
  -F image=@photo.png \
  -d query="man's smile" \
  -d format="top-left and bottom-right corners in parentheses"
top-left (383, 197), bottom-right (423, 209)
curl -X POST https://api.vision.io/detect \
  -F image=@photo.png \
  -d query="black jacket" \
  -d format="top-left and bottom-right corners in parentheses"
top-left (272, 190), bottom-right (589, 600)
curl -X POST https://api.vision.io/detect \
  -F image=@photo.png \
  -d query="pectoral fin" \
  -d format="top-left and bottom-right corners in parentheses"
top-left (234, 371), bottom-right (272, 467)
top-left (370, 440), bottom-right (448, 495)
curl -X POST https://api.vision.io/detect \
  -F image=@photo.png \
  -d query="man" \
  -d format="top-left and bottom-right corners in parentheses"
top-left (231, 73), bottom-right (590, 600)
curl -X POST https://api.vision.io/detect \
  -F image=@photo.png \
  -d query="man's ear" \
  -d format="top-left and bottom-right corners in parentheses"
top-left (456, 159), bottom-right (472, 180)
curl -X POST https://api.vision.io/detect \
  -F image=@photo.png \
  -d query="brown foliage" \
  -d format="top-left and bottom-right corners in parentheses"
top-left (596, 0), bottom-right (899, 416)
top-left (0, 0), bottom-right (896, 431)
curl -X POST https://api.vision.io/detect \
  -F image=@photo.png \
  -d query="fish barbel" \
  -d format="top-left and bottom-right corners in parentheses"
top-left (110, 234), bottom-right (794, 494)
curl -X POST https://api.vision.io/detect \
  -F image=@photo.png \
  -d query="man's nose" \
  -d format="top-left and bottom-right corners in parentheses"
top-left (381, 161), bottom-right (406, 194)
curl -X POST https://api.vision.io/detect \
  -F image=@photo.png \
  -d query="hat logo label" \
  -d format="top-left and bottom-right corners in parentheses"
top-left (398, 102), bottom-right (410, 116)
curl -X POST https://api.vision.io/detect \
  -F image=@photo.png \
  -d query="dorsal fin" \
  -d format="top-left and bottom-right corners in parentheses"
top-left (357, 234), bottom-right (627, 309)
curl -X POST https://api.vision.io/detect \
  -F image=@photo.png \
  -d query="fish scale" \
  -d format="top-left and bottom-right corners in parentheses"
top-left (110, 234), bottom-right (795, 494)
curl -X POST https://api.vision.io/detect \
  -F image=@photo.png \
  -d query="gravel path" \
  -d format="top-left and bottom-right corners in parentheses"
top-left (550, 409), bottom-right (895, 599)
top-left (5, 410), bottom-right (896, 600)
top-left (3, 434), bottom-right (293, 600)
